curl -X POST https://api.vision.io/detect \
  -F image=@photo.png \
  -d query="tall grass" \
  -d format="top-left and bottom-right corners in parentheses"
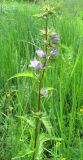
top-left (0, 1), bottom-right (83, 160)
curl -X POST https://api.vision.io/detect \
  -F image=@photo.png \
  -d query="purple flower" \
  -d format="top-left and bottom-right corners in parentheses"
top-left (52, 35), bottom-right (59, 41)
top-left (42, 62), bottom-right (46, 68)
top-left (50, 49), bottom-right (58, 56)
top-left (29, 58), bottom-right (40, 70)
top-left (36, 49), bottom-right (46, 58)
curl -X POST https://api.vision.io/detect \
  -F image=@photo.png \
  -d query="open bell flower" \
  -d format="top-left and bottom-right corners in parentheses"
top-left (36, 49), bottom-right (46, 58)
top-left (29, 58), bottom-right (40, 70)
top-left (50, 49), bottom-right (58, 56)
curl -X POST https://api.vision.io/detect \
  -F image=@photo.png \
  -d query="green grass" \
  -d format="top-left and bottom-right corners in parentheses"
top-left (0, 1), bottom-right (83, 160)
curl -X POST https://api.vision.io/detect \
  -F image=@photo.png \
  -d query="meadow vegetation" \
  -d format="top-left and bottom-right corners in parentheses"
top-left (0, 0), bottom-right (83, 160)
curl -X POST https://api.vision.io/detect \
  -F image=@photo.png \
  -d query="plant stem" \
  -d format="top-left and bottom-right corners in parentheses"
top-left (32, 15), bottom-right (48, 160)
top-left (32, 82), bottom-right (41, 160)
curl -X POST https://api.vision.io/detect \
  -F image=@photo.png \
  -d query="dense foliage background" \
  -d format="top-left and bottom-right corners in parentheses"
top-left (0, 0), bottom-right (83, 160)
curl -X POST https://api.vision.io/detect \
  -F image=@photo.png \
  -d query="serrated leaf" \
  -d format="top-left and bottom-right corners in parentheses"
top-left (36, 133), bottom-right (51, 159)
top-left (36, 133), bottom-right (63, 159)
top-left (40, 113), bottom-right (52, 135)
top-left (12, 149), bottom-right (33, 160)
top-left (16, 115), bottom-right (35, 127)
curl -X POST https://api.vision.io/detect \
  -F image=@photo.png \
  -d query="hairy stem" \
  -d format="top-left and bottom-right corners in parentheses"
top-left (32, 15), bottom-right (48, 160)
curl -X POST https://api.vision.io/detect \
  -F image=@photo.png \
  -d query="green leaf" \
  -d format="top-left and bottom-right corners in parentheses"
top-left (12, 149), bottom-right (33, 160)
top-left (40, 113), bottom-right (52, 135)
top-left (70, 53), bottom-right (80, 78)
top-left (16, 115), bottom-right (35, 127)
top-left (36, 133), bottom-right (63, 159)
top-left (46, 87), bottom-right (55, 91)
top-left (7, 72), bottom-right (34, 81)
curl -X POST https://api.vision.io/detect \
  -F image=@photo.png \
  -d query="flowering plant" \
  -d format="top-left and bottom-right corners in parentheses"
top-left (28, 5), bottom-right (60, 160)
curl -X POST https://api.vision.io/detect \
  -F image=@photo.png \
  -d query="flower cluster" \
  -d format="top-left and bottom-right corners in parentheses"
top-left (29, 34), bottom-right (59, 70)
top-left (29, 49), bottom-right (46, 70)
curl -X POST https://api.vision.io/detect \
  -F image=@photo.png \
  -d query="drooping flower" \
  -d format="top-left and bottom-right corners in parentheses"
top-left (36, 49), bottom-right (46, 58)
top-left (52, 34), bottom-right (59, 41)
top-left (50, 49), bottom-right (58, 56)
top-left (29, 58), bottom-right (40, 70)
top-left (40, 88), bottom-right (48, 96)
top-left (42, 62), bottom-right (46, 68)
